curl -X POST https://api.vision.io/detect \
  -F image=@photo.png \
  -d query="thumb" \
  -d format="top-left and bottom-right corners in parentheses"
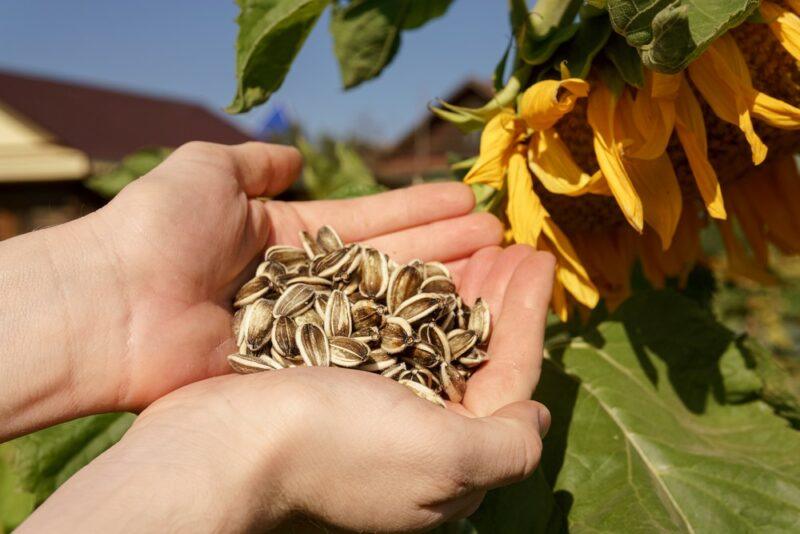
top-left (461, 400), bottom-right (550, 489)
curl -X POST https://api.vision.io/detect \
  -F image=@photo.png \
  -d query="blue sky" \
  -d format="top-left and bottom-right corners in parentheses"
top-left (0, 1), bottom-right (509, 145)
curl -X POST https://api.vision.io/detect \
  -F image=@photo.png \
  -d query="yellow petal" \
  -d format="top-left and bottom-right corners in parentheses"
top-left (506, 151), bottom-right (545, 245)
top-left (629, 70), bottom-right (676, 159)
top-left (750, 91), bottom-right (800, 130)
top-left (464, 109), bottom-right (519, 189)
top-left (674, 78), bottom-right (726, 219)
top-left (528, 129), bottom-right (608, 196)
top-left (541, 219), bottom-right (599, 308)
top-left (624, 154), bottom-right (683, 250)
top-left (519, 78), bottom-right (590, 131)
top-left (651, 72), bottom-right (682, 100)
top-left (762, 1), bottom-right (800, 61)
top-left (587, 82), bottom-right (644, 232)
top-left (638, 230), bottom-right (667, 288)
top-left (688, 35), bottom-right (768, 165)
top-left (550, 275), bottom-right (569, 322)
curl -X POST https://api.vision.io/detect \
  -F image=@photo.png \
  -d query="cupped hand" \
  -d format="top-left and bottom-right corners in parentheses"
top-left (88, 142), bottom-right (503, 410)
top-left (22, 246), bottom-right (555, 533)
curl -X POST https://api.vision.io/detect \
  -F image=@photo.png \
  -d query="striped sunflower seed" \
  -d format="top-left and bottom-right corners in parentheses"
top-left (316, 225), bottom-right (344, 252)
top-left (324, 289), bottom-right (352, 337)
top-left (359, 248), bottom-right (389, 298)
top-left (468, 298), bottom-right (491, 344)
top-left (386, 264), bottom-right (423, 313)
top-left (273, 283), bottom-right (316, 318)
top-left (329, 336), bottom-right (370, 368)
top-left (296, 323), bottom-right (330, 367)
top-left (440, 362), bottom-right (467, 403)
top-left (380, 317), bottom-right (415, 354)
top-left (234, 276), bottom-right (272, 308)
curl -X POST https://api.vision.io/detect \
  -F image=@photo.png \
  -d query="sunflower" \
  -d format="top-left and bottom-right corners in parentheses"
top-left (457, 1), bottom-right (800, 319)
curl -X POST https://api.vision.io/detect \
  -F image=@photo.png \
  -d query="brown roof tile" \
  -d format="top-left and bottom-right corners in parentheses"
top-left (0, 69), bottom-right (251, 161)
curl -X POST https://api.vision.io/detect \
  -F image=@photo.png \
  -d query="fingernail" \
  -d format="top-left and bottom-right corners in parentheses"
top-left (538, 406), bottom-right (552, 438)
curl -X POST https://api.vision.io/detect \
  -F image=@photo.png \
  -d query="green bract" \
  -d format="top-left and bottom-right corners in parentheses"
top-left (606, 0), bottom-right (761, 73)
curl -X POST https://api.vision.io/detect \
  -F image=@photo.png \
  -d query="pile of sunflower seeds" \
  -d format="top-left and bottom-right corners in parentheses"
top-left (228, 225), bottom-right (490, 407)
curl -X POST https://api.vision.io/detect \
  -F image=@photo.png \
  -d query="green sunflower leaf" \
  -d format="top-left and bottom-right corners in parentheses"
top-left (84, 147), bottom-right (171, 199)
top-left (0, 413), bottom-right (135, 530)
top-left (473, 290), bottom-right (800, 532)
top-left (330, 0), bottom-right (452, 89)
top-left (604, 32), bottom-right (645, 88)
top-left (228, 0), bottom-right (329, 113)
top-left (606, 0), bottom-right (760, 73)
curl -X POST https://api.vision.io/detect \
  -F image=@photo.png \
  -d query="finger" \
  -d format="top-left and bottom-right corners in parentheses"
top-left (228, 142), bottom-right (303, 197)
top-left (456, 246), bottom-right (503, 305)
top-left (362, 213), bottom-right (503, 263)
top-left (456, 400), bottom-right (547, 489)
top-left (467, 245), bottom-right (536, 316)
top-left (443, 258), bottom-right (470, 289)
top-left (463, 252), bottom-right (555, 416)
top-left (290, 182), bottom-right (475, 241)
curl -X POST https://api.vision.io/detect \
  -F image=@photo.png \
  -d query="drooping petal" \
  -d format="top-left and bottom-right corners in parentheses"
top-left (541, 218), bottom-right (599, 309)
top-left (464, 109), bottom-right (519, 189)
top-left (528, 129), bottom-right (609, 196)
top-left (749, 91), bottom-right (800, 130)
top-left (549, 274), bottom-right (569, 322)
top-left (688, 35), bottom-right (768, 165)
top-left (506, 151), bottom-right (545, 245)
top-left (628, 70), bottom-right (677, 159)
top-left (624, 154), bottom-right (683, 250)
top-left (762, 1), bottom-right (800, 61)
top-left (587, 82), bottom-right (644, 232)
top-left (674, 78), bottom-right (726, 219)
top-left (519, 78), bottom-right (590, 131)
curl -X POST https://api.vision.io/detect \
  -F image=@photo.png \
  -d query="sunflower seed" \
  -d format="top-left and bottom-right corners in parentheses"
top-left (234, 276), bottom-right (272, 307)
top-left (440, 362), bottom-right (466, 402)
top-left (359, 349), bottom-right (397, 372)
top-left (458, 347), bottom-right (488, 368)
top-left (312, 246), bottom-right (359, 278)
top-left (409, 342), bottom-right (441, 368)
top-left (381, 362), bottom-right (407, 379)
top-left (245, 298), bottom-right (275, 352)
top-left (447, 329), bottom-right (477, 360)
top-left (395, 293), bottom-right (445, 324)
top-left (317, 225), bottom-right (344, 252)
top-left (359, 248), bottom-right (390, 298)
top-left (351, 299), bottom-right (385, 330)
top-left (380, 317), bottom-right (415, 354)
top-left (299, 230), bottom-right (323, 259)
top-left (271, 316), bottom-right (297, 357)
top-left (352, 326), bottom-right (381, 346)
top-left (329, 336), bottom-right (370, 368)
top-left (273, 283), bottom-right (316, 318)
top-left (419, 323), bottom-right (451, 363)
top-left (325, 289), bottom-right (352, 337)
top-left (399, 379), bottom-right (446, 407)
top-left (295, 308), bottom-right (324, 328)
top-left (296, 323), bottom-right (330, 367)
top-left (227, 353), bottom-right (271, 374)
top-left (420, 275), bottom-right (456, 294)
top-left (387, 265), bottom-right (423, 313)
top-left (467, 298), bottom-right (491, 343)
top-left (423, 261), bottom-right (450, 279)
top-left (265, 246), bottom-right (308, 269)
top-left (280, 275), bottom-right (332, 291)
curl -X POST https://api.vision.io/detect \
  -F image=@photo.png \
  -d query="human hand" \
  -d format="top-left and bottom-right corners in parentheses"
top-left (20, 246), bottom-right (555, 533)
top-left (0, 141), bottom-right (503, 439)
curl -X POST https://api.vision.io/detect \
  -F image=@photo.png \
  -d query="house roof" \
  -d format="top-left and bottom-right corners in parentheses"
top-left (0, 69), bottom-right (251, 162)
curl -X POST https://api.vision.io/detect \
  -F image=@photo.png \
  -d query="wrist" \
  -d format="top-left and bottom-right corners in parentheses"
top-left (0, 212), bottom-right (128, 438)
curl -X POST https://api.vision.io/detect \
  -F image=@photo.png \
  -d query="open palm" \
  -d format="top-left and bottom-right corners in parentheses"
top-left (95, 142), bottom-right (518, 409)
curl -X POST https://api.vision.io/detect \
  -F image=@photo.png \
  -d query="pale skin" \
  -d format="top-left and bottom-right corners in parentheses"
top-left (0, 142), bottom-right (555, 533)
